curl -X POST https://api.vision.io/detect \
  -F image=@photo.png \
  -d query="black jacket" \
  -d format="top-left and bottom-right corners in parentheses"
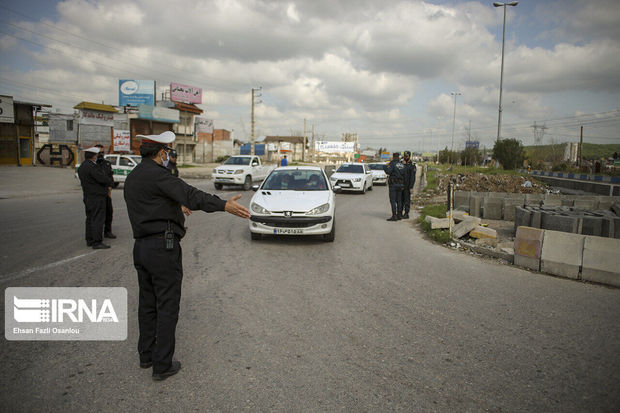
top-left (96, 155), bottom-right (114, 182)
top-left (124, 158), bottom-right (227, 239)
top-left (167, 161), bottom-right (179, 177)
top-left (403, 160), bottom-right (416, 189)
top-left (78, 160), bottom-right (113, 197)
top-left (385, 160), bottom-right (405, 186)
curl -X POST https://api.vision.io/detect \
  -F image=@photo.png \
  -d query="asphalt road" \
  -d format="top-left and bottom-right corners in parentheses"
top-left (1, 179), bottom-right (619, 412)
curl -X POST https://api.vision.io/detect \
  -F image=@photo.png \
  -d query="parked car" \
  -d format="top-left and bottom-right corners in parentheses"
top-left (76, 154), bottom-right (142, 187)
top-left (328, 163), bottom-right (373, 193)
top-left (212, 155), bottom-right (275, 190)
top-left (368, 163), bottom-right (388, 185)
top-left (249, 166), bottom-right (339, 241)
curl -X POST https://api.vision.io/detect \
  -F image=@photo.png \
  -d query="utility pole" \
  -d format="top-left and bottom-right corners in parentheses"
top-left (494, 1), bottom-right (519, 142)
top-left (311, 124), bottom-right (315, 163)
top-left (251, 87), bottom-right (262, 155)
top-left (450, 92), bottom-right (461, 164)
top-left (303, 118), bottom-right (306, 162)
top-left (579, 125), bottom-right (583, 168)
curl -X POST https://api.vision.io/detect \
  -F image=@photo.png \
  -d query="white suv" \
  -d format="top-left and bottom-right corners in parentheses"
top-left (328, 163), bottom-right (373, 193)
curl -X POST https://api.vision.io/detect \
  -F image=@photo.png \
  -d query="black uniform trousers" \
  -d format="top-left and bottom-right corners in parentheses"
top-left (401, 188), bottom-right (412, 215)
top-left (84, 194), bottom-right (106, 244)
top-left (104, 194), bottom-right (113, 234)
top-left (133, 236), bottom-right (183, 374)
top-left (389, 184), bottom-right (403, 216)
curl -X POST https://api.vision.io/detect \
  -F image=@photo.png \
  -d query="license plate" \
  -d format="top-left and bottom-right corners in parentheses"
top-left (274, 228), bottom-right (303, 234)
top-left (340, 183), bottom-right (351, 187)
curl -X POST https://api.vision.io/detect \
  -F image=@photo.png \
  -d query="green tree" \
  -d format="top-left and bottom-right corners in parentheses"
top-left (493, 138), bottom-right (525, 170)
top-left (461, 146), bottom-right (482, 166)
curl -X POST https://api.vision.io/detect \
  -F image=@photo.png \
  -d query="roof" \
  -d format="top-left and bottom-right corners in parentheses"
top-left (264, 136), bottom-right (305, 144)
top-left (14, 100), bottom-right (52, 108)
top-left (73, 101), bottom-right (118, 113)
top-left (274, 165), bottom-right (321, 171)
top-left (174, 102), bottom-right (203, 114)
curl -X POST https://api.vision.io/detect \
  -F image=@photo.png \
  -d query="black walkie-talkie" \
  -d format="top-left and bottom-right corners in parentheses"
top-left (165, 221), bottom-right (174, 250)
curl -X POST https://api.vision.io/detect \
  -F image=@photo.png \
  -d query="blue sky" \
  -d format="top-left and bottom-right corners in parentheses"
top-left (1, 0), bottom-right (618, 152)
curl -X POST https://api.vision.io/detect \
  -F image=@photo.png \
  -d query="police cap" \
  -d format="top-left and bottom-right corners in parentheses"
top-left (392, 152), bottom-right (400, 158)
top-left (403, 150), bottom-right (411, 156)
top-left (84, 147), bottom-right (100, 154)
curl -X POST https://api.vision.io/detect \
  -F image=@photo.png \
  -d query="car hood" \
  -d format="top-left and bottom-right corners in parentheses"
top-left (252, 190), bottom-right (331, 212)
top-left (330, 172), bottom-right (365, 180)
top-left (370, 170), bottom-right (386, 176)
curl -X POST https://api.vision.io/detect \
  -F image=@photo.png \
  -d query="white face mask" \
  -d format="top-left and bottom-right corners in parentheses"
top-left (161, 150), bottom-right (170, 167)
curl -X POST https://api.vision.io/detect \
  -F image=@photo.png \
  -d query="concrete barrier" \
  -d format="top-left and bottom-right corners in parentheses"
top-left (469, 195), bottom-right (482, 217)
top-left (483, 197), bottom-right (503, 220)
top-left (540, 230), bottom-right (585, 279)
top-left (541, 212), bottom-right (579, 233)
top-left (581, 236), bottom-right (620, 287)
top-left (514, 206), bottom-right (531, 234)
top-left (454, 191), bottom-right (470, 211)
top-left (514, 226), bottom-right (544, 271)
top-left (452, 217), bottom-right (482, 238)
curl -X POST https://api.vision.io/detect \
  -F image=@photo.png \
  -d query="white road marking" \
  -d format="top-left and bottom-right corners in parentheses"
top-left (1, 251), bottom-right (98, 283)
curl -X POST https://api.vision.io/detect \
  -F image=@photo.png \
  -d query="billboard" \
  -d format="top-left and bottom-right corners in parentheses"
top-left (113, 130), bottom-right (130, 152)
top-left (315, 141), bottom-right (355, 153)
top-left (138, 105), bottom-right (179, 123)
top-left (119, 80), bottom-right (155, 107)
top-left (0, 95), bottom-right (15, 123)
top-left (195, 117), bottom-right (213, 134)
top-left (79, 110), bottom-right (114, 127)
top-left (465, 140), bottom-right (480, 149)
top-left (170, 83), bottom-right (202, 104)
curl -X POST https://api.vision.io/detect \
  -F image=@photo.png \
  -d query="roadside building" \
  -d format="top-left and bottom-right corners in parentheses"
top-left (196, 128), bottom-right (233, 163)
top-left (127, 103), bottom-right (179, 153)
top-left (263, 136), bottom-right (306, 162)
top-left (74, 102), bottom-right (129, 161)
top-left (0, 95), bottom-right (51, 166)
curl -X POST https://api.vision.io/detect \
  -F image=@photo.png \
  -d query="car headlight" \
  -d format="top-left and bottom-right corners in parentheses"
top-left (330, 176), bottom-right (337, 181)
top-left (353, 178), bottom-right (362, 182)
top-left (234, 169), bottom-right (244, 174)
top-left (306, 203), bottom-right (330, 215)
top-left (251, 202), bottom-right (270, 214)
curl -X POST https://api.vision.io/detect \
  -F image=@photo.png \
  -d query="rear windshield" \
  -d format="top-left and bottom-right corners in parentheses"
top-left (336, 164), bottom-right (363, 173)
top-left (224, 157), bottom-right (251, 165)
top-left (262, 170), bottom-right (327, 191)
top-left (369, 164), bottom-right (385, 170)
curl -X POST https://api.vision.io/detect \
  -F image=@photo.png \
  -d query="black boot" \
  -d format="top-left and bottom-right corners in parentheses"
top-left (402, 213), bottom-right (410, 219)
top-left (396, 214), bottom-right (402, 220)
top-left (387, 215), bottom-right (398, 221)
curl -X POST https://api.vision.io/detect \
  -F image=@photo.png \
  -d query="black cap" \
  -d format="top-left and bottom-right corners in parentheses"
top-left (404, 151), bottom-right (411, 156)
top-left (393, 152), bottom-right (400, 158)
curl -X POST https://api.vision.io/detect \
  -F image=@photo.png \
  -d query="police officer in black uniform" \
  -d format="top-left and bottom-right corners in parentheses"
top-left (124, 131), bottom-right (250, 381)
top-left (78, 147), bottom-right (114, 249)
top-left (167, 149), bottom-right (179, 177)
top-left (94, 144), bottom-right (116, 239)
top-left (400, 150), bottom-right (417, 219)
top-left (385, 152), bottom-right (406, 221)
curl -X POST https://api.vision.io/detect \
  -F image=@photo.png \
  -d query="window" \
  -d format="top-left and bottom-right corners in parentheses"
top-left (262, 170), bottom-right (327, 191)
top-left (119, 157), bottom-right (133, 167)
top-left (336, 164), bottom-right (363, 174)
top-left (66, 120), bottom-right (73, 131)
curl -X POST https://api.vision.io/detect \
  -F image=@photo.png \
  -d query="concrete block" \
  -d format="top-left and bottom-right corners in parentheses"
top-left (514, 206), bottom-right (532, 234)
top-left (475, 237), bottom-right (498, 248)
top-left (469, 195), bottom-right (482, 217)
top-left (447, 210), bottom-right (470, 223)
top-left (581, 216), bottom-right (603, 236)
top-left (601, 217), bottom-right (614, 238)
top-left (541, 212), bottom-right (579, 233)
top-left (612, 202), bottom-right (620, 216)
top-left (525, 194), bottom-right (544, 206)
top-left (540, 230), bottom-right (585, 279)
top-left (469, 226), bottom-right (497, 239)
top-left (582, 236), bottom-right (620, 287)
top-left (502, 199), bottom-right (522, 221)
top-left (573, 197), bottom-right (598, 210)
top-left (543, 194), bottom-right (562, 207)
top-left (425, 216), bottom-right (453, 229)
top-left (454, 191), bottom-right (470, 211)
top-left (483, 197), bottom-right (503, 220)
top-left (530, 210), bottom-right (542, 229)
top-left (514, 226), bottom-right (544, 271)
top-left (452, 217), bottom-right (482, 238)
top-left (597, 197), bottom-right (614, 210)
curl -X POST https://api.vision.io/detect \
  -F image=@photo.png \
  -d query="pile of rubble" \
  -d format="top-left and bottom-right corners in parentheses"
top-left (425, 210), bottom-right (497, 241)
top-left (438, 173), bottom-right (548, 194)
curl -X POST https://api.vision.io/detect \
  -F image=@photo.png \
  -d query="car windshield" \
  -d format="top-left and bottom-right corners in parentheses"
top-left (369, 164), bottom-right (385, 170)
top-left (129, 156), bottom-right (142, 164)
top-left (262, 170), bottom-right (327, 191)
top-left (336, 164), bottom-right (363, 174)
top-left (223, 156), bottom-right (251, 165)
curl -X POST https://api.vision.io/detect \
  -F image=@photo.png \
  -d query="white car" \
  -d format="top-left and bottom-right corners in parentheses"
top-left (368, 163), bottom-right (388, 185)
top-left (328, 163), bottom-right (373, 193)
top-left (249, 166), bottom-right (338, 242)
top-left (212, 155), bottom-right (274, 190)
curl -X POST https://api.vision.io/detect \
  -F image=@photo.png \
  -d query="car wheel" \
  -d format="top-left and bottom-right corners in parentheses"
top-left (243, 175), bottom-right (252, 191)
top-left (368, 182), bottom-right (373, 191)
top-left (251, 231), bottom-right (262, 240)
top-left (323, 220), bottom-right (335, 242)
top-left (361, 183), bottom-right (366, 194)
top-left (214, 183), bottom-right (223, 190)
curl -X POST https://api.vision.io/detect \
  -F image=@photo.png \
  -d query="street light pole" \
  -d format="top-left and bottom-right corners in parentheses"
top-left (494, 1), bottom-right (518, 142)
top-left (450, 92), bottom-right (461, 164)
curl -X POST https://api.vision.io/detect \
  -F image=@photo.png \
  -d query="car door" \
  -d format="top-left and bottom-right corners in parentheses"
top-left (117, 155), bottom-right (137, 181)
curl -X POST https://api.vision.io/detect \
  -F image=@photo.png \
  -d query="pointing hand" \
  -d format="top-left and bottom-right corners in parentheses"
top-left (225, 194), bottom-right (251, 219)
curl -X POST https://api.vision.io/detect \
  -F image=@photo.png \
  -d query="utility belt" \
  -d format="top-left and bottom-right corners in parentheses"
top-left (389, 177), bottom-right (404, 185)
top-left (138, 222), bottom-right (180, 250)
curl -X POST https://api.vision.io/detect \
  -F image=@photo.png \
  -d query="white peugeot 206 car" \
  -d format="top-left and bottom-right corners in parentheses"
top-left (249, 166), bottom-right (339, 242)
top-left (328, 163), bottom-right (373, 193)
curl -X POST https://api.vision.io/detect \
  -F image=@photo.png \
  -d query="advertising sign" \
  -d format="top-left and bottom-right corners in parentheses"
top-left (113, 130), bottom-right (131, 152)
top-left (119, 80), bottom-right (155, 107)
top-left (138, 105), bottom-right (180, 123)
top-left (0, 95), bottom-right (15, 123)
top-left (171, 82), bottom-right (202, 104)
top-left (195, 117), bottom-right (214, 134)
top-left (314, 141), bottom-right (355, 153)
top-left (79, 110), bottom-right (115, 127)
top-left (465, 140), bottom-right (480, 149)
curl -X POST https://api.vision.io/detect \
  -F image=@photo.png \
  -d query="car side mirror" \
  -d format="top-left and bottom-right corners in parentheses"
top-left (251, 185), bottom-right (259, 191)
top-left (333, 185), bottom-right (342, 193)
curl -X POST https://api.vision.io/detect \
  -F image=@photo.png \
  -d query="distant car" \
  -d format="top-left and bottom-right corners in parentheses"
top-left (212, 155), bottom-right (274, 190)
top-left (368, 163), bottom-right (388, 185)
top-left (328, 163), bottom-right (373, 193)
top-left (249, 166), bottom-right (338, 242)
top-left (76, 154), bottom-right (141, 187)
